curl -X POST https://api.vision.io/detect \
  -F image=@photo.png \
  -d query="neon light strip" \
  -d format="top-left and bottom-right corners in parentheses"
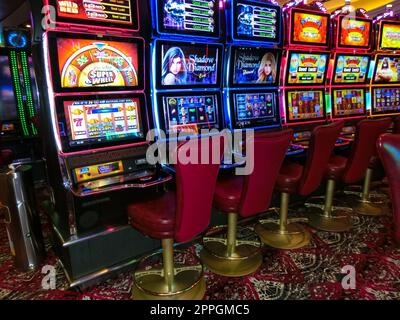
top-left (20, 51), bottom-right (38, 135)
top-left (10, 50), bottom-right (29, 136)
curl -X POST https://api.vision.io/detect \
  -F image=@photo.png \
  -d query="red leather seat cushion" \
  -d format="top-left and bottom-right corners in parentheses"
top-left (213, 176), bottom-right (244, 213)
top-left (325, 155), bottom-right (347, 181)
top-left (127, 191), bottom-right (176, 239)
top-left (276, 162), bottom-right (303, 194)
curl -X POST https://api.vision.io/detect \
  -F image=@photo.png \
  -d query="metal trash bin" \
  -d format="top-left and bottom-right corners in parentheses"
top-left (0, 164), bottom-right (46, 271)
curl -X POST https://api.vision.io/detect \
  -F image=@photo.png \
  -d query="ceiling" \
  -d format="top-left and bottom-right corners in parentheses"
top-left (0, 0), bottom-right (399, 27)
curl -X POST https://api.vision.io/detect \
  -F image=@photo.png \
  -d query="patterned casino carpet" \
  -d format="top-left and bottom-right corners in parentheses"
top-left (1, 206), bottom-right (400, 300)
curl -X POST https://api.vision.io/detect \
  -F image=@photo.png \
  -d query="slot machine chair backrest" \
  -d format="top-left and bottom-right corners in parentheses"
top-left (256, 120), bottom-right (344, 247)
top-left (0, 149), bottom-right (13, 167)
top-left (127, 136), bottom-right (223, 300)
top-left (377, 133), bottom-right (400, 244)
top-left (394, 116), bottom-right (400, 134)
top-left (322, 118), bottom-right (393, 219)
top-left (201, 130), bottom-right (293, 277)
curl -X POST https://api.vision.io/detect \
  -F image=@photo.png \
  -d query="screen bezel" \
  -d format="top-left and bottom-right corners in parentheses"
top-left (332, 53), bottom-right (371, 85)
top-left (379, 21), bottom-right (400, 51)
top-left (337, 15), bottom-right (372, 49)
top-left (331, 88), bottom-right (367, 119)
top-left (284, 89), bottom-right (326, 124)
top-left (156, 91), bottom-right (222, 134)
top-left (371, 87), bottom-right (400, 116)
top-left (371, 54), bottom-right (400, 85)
top-left (55, 93), bottom-right (149, 153)
top-left (232, 0), bottom-right (281, 44)
top-left (229, 89), bottom-right (280, 129)
top-left (155, 39), bottom-right (223, 90)
top-left (290, 8), bottom-right (330, 47)
top-left (228, 45), bottom-right (281, 88)
top-left (155, 0), bottom-right (220, 38)
top-left (48, 0), bottom-right (140, 30)
top-left (47, 31), bottom-right (145, 93)
top-left (285, 50), bottom-right (329, 86)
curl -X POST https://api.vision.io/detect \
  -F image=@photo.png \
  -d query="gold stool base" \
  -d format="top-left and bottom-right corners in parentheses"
top-left (132, 250), bottom-right (205, 300)
top-left (353, 199), bottom-right (390, 216)
top-left (255, 222), bottom-right (311, 250)
top-left (307, 208), bottom-right (352, 232)
top-left (201, 226), bottom-right (263, 277)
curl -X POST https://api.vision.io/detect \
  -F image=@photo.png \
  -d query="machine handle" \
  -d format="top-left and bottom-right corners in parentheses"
top-left (0, 203), bottom-right (11, 224)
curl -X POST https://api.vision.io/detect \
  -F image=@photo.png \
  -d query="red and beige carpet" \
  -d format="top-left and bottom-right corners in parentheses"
top-left (1, 208), bottom-right (400, 300)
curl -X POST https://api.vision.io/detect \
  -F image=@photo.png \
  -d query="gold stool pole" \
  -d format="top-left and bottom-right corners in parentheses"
top-left (308, 179), bottom-right (352, 232)
top-left (227, 213), bottom-right (237, 257)
top-left (255, 192), bottom-right (311, 249)
top-left (361, 168), bottom-right (372, 202)
top-left (162, 239), bottom-right (174, 292)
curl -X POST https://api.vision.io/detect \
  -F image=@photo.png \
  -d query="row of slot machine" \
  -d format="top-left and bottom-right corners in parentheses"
top-left (28, 0), bottom-right (400, 285)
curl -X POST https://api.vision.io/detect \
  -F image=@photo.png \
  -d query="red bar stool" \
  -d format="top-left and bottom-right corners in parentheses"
top-left (256, 121), bottom-right (345, 247)
top-left (377, 133), bottom-right (400, 245)
top-left (394, 116), bottom-right (400, 134)
top-left (310, 118), bottom-right (392, 225)
top-left (127, 137), bottom-right (223, 300)
top-left (201, 130), bottom-right (292, 277)
top-left (0, 149), bottom-right (13, 167)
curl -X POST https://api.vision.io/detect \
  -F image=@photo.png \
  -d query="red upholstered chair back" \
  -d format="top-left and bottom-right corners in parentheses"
top-left (377, 133), bottom-right (400, 242)
top-left (394, 117), bottom-right (400, 134)
top-left (343, 118), bottom-right (392, 184)
top-left (0, 149), bottom-right (13, 167)
top-left (297, 121), bottom-right (344, 196)
top-left (174, 136), bottom-right (223, 243)
top-left (239, 130), bottom-right (293, 217)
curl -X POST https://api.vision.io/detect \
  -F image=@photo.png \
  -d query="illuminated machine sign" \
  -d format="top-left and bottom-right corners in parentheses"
top-left (286, 51), bottom-right (328, 85)
top-left (49, 33), bottom-right (143, 92)
top-left (160, 93), bottom-right (220, 134)
top-left (339, 16), bottom-right (371, 48)
top-left (285, 90), bottom-right (325, 122)
top-left (233, 0), bottom-right (280, 43)
top-left (372, 55), bottom-right (400, 84)
top-left (74, 161), bottom-right (124, 183)
top-left (372, 87), bottom-right (400, 115)
top-left (0, 55), bottom-right (17, 122)
top-left (157, 41), bottom-right (221, 89)
top-left (332, 88), bottom-right (366, 118)
top-left (157, 0), bottom-right (219, 37)
top-left (230, 91), bottom-right (279, 129)
top-left (291, 9), bottom-right (329, 46)
top-left (379, 22), bottom-right (400, 50)
top-left (333, 54), bottom-right (370, 84)
top-left (231, 46), bottom-right (280, 87)
top-left (52, 0), bottom-right (139, 29)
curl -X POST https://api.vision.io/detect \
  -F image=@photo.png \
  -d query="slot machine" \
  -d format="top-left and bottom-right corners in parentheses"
top-left (29, 0), bottom-right (170, 287)
top-left (0, 27), bottom-right (39, 159)
top-left (224, 0), bottom-right (282, 134)
top-left (369, 5), bottom-right (400, 122)
top-left (150, 0), bottom-right (224, 140)
top-left (281, 0), bottom-right (330, 151)
top-left (329, 0), bottom-right (372, 142)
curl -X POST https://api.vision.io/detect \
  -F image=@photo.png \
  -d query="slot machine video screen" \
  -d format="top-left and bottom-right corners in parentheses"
top-left (291, 9), bottom-right (329, 46)
top-left (156, 41), bottom-right (221, 89)
top-left (372, 55), bottom-right (400, 84)
top-left (58, 95), bottom-right (147, 151)
top-left (49, 32), bottom-right (143, 93)
top-left (0, 55), bottom-right (17, 122)
top-left (286, 51), bottom-right (328, 85)
top-left (285, 90), bottom-right (325, 123)
top-left (333, 54), bottom-right (370, 84)
top-left (231, 46), bottom-right (280, 87)
top-left (159, 93), bottom-right (220, 134)
top-left (338, 16), bottom-right (372, 48)
top-left (332, 89), bottom-right (366, 118)
top-left (51, 0), bottom-right (139, 29)
top-left (372, 88), bottom-right (400, 115)
top-left (233, 0), bottom-right (280, 43)
top-left (230, 91), bottom-right (279, 129)
top-left (379, 21), bottom-right (400, 50)
top-left (157, 0), bottom-right (220, 37)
